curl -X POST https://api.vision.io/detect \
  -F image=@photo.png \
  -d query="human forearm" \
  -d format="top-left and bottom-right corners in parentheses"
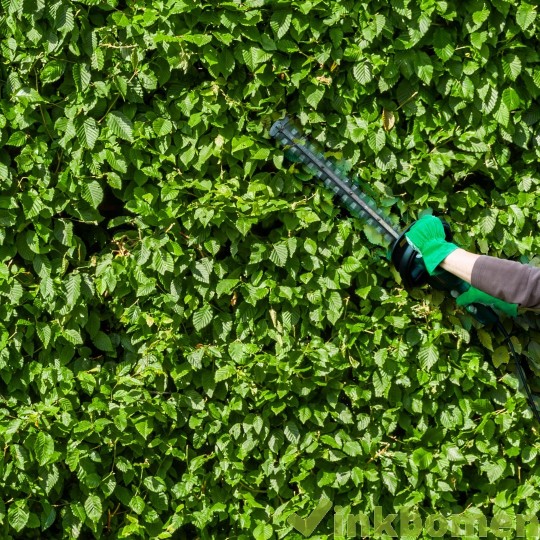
top-left (439, 248), bottom-right (480, 284)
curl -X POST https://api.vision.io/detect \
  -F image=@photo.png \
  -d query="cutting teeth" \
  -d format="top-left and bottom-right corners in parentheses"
top-left (271, 117), bottom-right (400, 245)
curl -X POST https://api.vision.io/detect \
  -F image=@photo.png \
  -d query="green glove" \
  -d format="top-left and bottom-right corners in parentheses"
top-left (455, 285), bottom-right (518, 318)
top-left (405, 215), bottom-right (459, 274)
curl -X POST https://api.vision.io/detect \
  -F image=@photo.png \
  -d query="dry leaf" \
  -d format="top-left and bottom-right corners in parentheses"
top-left (382, 108), bottom-right (395, 131)
top-left (315, 75), bottom-right (332, 85)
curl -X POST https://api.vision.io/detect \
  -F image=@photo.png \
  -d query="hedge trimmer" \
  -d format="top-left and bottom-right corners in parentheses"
top-left (270, 116), bottom-right (540, 423)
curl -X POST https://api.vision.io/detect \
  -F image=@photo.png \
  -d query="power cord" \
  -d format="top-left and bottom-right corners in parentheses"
top-left (495, 320), bottom-right (540, 424)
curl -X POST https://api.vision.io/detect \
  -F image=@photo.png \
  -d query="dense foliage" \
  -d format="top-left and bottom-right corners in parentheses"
top-left (1, 0), bottom-right (540, 537)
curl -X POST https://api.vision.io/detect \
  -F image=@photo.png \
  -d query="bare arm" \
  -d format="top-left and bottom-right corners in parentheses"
top-left (439, 248), bottom-right (480, 284)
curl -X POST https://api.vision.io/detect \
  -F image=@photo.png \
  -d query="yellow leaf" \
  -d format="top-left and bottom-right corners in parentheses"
top-left (382, 108), bottom-right (395, 131)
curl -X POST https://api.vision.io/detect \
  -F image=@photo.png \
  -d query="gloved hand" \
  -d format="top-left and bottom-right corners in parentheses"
top-left (405, 215), bottom-right (459, 274)
top-left (455, 285), bottom-right (518, 318)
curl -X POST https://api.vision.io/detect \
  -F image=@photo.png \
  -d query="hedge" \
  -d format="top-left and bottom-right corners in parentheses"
top-left (1, 0), bottom-right (540, 538)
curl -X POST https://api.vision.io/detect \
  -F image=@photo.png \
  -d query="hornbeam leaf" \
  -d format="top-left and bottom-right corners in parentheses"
top-left (193, 304), bottom-right (213, 331)
top-left (153, 118), bottom-right (173, 136)
top-left (353, 62), bottom-right (373, 85)
top-left (8, 502), bottom-right (29, 532)
top-left (215, 364), bottom-right (235, 382)
top-left (84, 494), bottom-right (102, 522)
top-left (418, 342), bottom-right (438, 370)
top-left (241, 46), bottom-right (272, 72)
top-left (35, 431), bottom-right (55, 466)
top-left (483, 459), bottom-right (506, 482)
top-left (502, 54), bottom-right (522, 80)
top-left (37, 323), bottom-right (52, 348)
top-left (106, 111), bottom-right (134, 142)
top-left (494, 101), bottom-right (509, 126)
top-left (270, 244), bottom-right (288, 267)
top-left (153, 250), bottom-right (174, 274)
top-left (181, 33), bottom-right (212, 46)
top-left (478, 209), bottom-right (498, 234)
top-left (65, 273), bottom-right (81, 307)
top-left (254, 524), bottom-right (273, 540)
top-left (94, 331), bottom-right (114, 352)
top-left (76, 117), bottom-right (99, 149)
top-left (82, 180), bottom-right (104, 208)
top-left (482, 86), bottom-right (498, 114)
top-left (305, 85), bottom-right (324, 108)
top-left (40, 60), bottom-right (65, 83)
top-left (516, 4), bottom-right (536, 30)
top-left (270, 11), bottom-right (292, 39)
top-left (63, 328), bottom-right (83, 345)
top-left (54, 4), bottom-right (74, 32)
top-left (501, 87), bottom-right (520, 110)
top-left (72, 63), bottom-right (91, 92)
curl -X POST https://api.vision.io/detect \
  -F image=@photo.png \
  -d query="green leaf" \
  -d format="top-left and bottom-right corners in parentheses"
top-left (194, 258), bottom-right (213, 283)
top-left (480, 85), bottom-right (498, 114)
top-left (62, 328), bottom-right (83, 345)
top-left (483, 459), bottom-right (506, 482)
top-left (415, 52), bottom-right (433, 83)
top-left (382, 470), bottom-right (398, 494)
top-left (418, 342), bottom-right (438, 370)
top-left (76, 117), bottom-right (99, 149)
top-left (493, 346), bottom-right (510, 368)
top-left (447, 446), bottom-right (465, 462)
top-left (478, 209), bottom-right (498, 234)
top-left (232, 135), bottom-right (254, 153)
top-left (72, 63), bottom-right (91, 92)
top-left (193, 304), bottom-right (213, 331)
top-left (21, 193), bottom-right (45, 219)
top-left (82, 180), bottom-right (104, 208)
top-left (269, 243), bottom-right (288, 266)
top-left (35, 432), bottom-right (55, 466)
top-left (216, 279), bottom-right (238, 296)
top-left (153, 118), bottom-right (173, 136)
top-left (516, 4), bottom-right (536, 31)
top-left (106, 111), bottom-right (134, 142)
top-left (84, 494), bottom-right (102, 523)
top-left (433, 28), bottom-right (454, 61)
top-left (40, 60), bottom-right (65, 83)
top-left (135, 419), bottom-right (153, 439)
top-left (241, 46), bottom-right (272, 71)
top-left (501, 87), bottom-right (520, 110)
top-left (37, 323), bottom-right (52, 348)
top-left (93, 331), bottom-right (114, 352)
top-left (412, 448), bottom-right (433, 469)
top-left (502, 54), bottom-right (522, 80)
top-left (65, 273), bottom-right (81, 307)
top-left (54, 3), bottom-right (74, 32)
top-left (368, 128), bottom-right (386, 152)
top-left (129, 495), bottom-right (145, 515)
top-left (8, 501), bottom-right (29, 532)
top-left (253, 523), bottom-right (273, 540)
top-left (153, 249), bottom-right (174, 274)
top-left (181, 33), bottom-right (212, 46)
top-left (304, 85), bottom-right (325, 108)
top-left (215, 364), bottom-right (236, 382)
top-left (353, 62), bottom-right (373, 85)
top-left (493, 101), bottom-right (509, 126)
top-left (270, 11), bottom-right (292, 39)
top-left (284, 421), bottom-right (300, 444)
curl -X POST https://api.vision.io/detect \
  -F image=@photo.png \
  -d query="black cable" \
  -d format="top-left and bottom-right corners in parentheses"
top-left (495, 320), bottom-right (540, 424)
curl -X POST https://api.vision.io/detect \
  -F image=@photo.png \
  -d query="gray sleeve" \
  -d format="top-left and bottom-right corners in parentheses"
top-left (471, 255), bottom-right (540, 309)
